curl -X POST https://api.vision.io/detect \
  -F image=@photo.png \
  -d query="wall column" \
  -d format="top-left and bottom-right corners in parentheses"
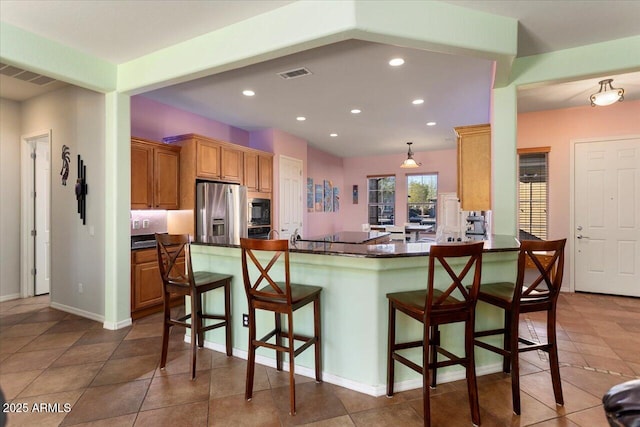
top-left (491, 85), bottom-right (518, 236)
top-left (104, 92), bottom-right (131, 329)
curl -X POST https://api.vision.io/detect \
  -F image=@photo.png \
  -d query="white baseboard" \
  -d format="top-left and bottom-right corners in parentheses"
top-left (103, 318), bottom-right (133, 330)
top-left (186, 335), bottom-right (503, 397)
top-left (49, 301), bottom-right (105, 324)
top-left (0, 293), bottom-right (21, 303)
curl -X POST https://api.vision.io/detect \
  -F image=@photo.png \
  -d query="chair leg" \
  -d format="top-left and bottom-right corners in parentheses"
top-left (190, 293), bottom-right (198, 380)
top-left (275, 312), bottom-right (283, 371)
top-left (547, 309), bottom-right (564, 406)
top-left (160, 292), bottom-right (171, 369)
top-left (503, 310), bottom-right (511, 374)
top-left (423, 323), bottom-right (431, 427)
top-left (224, 280), bottom-right (232, 357)
top-left (509, 311), bottom-right (521, 415)
top-left (287, 312), bottom-right (296, 415)
top-left (466, 316), bottom-right (481, 426)
top-left (313, 296), bottom-right (322, 383)
top-left (245, 307), bottom-right (256, 401)
top-left (430, 325), bottom-right (438, 388)
top-left (387, 300), bottom-right (396, 397)
top-left (196, 293), bottom-right (204, 348)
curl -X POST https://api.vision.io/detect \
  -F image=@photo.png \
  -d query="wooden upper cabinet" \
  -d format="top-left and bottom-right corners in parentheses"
top-left (221, 146), bottom-right (243, 183)
top-left (244, 152), bottom-right (273, 192)
top-left (196, 140), bottom-right (221, 179)
top-left (258, 154), bottom-right (273, 192)
top-left (454, 124), bottom-right (491, 211)
top-left (131, 143), bottom-right (153, 209)
top-left (154, 147), bottom-right (180, 209)
top-left (131, 138), bottom-right (180, 210)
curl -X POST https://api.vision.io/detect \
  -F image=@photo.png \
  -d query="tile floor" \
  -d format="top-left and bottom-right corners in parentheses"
top-left (1, 292), bottom-right (638, 426)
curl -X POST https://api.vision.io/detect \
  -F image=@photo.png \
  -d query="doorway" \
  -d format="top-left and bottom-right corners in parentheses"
top-left (21, 131), bottom-right (52, 297)
top-left (278, 155), bottom-right (303, 240)
top-left (572, 135), bottom-right (640, 297)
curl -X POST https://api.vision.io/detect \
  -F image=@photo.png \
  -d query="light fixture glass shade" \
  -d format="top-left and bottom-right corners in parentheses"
top-left (590, 79), bottom-right (624, 107)
top-left (400, 158), bottom-right (419, 168)
top-left (400, 142), bottom-right (421, 168)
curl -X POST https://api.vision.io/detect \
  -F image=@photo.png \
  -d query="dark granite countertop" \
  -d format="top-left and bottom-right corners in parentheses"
top-left (192, 234), bottom-right (520, 258)
top-left (298, 231), bottom-right (390, 244)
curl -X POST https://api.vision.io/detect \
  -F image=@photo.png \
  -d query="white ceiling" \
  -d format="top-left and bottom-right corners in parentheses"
top-left (1, 0), bottom-right (639, 157)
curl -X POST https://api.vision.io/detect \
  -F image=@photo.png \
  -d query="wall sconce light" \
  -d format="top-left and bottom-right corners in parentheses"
top-left (590, 79), bottom-right (624, 107)
top-left (400, 142), bottom-right (421, 168)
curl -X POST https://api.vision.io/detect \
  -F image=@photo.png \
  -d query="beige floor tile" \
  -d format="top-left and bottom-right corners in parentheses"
top-left (0, 369), bottom-right (42, 399)
top-left (0, 321), bottom-right (57, 338)
top-left (123, 322), bottom-right (162, 340)
top-left (110, 336), bottom-right (162, 359)
top-left (0, 348), bottom-right (66, 374)
top-left (351, 401), bottom-right (423, 427)
top-left (209, 389), bottom-right (280, 426)
top-left (155, 348), bottom-right (212, 376)
top-left (60, 413), bottom-right (136, 427)
top-left (565, 405), bottom-right (610, 427)
top-left (91, 354), bottom-right (158, 386)
top-left (519, 371), bottom-right (601, 414)
top-left (560, 366), bottom-right (626, 400)
top-left (210, 360), bottom-right (270, 399)
top-left (18, 362), bottom-right (103, 397)
top-left (141, 371), bottom-right (211, 411)
top-left (60, 379), bottom-right (151, 426)
top-left (528, 418), bottom-right (581, 427)
top-left (0, 335), bottom-right (37, 354)
top-left (136, 401), bottom-right (209, 427)
top-left (5, 390), bottom-right (82, 427)
top-left (271, 381), bottom-right (348, 426)
top-left (19, 331), bottom-right (86, 352)
top-left (304, 415), bottom-right (356, 427)
top-left (51, 341), bottom-right (120, 367)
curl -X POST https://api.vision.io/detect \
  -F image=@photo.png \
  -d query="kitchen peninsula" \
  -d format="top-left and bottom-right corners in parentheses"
top-left (299, 230), bottom-right (390, 245)
top-left (190, 235), bottom-right (519, 396)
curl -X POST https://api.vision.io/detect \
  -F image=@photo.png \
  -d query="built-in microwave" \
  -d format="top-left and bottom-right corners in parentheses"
top-left (248, 198), bottom-right (271, 226)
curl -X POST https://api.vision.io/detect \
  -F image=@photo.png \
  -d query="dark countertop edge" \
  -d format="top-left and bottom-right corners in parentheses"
top-left (191, 235), bottom-right (520, 258)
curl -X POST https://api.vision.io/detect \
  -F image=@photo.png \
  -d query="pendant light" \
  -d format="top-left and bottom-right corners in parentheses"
top-left (400, 142), bottom-right (421, 168)
top-left (590, 79), bottom-right (624, 107)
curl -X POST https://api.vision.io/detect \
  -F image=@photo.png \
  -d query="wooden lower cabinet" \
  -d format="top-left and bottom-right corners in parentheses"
top-left (131, 248), bottom-right (184, 319)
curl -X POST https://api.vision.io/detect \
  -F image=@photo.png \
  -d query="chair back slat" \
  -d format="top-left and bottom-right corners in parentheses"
top-left (516, 239), bottom-right (566, 303)
top-left (155, 233), bottom-right (193, 288)
top-left (241, 238), bottom-right (292, 305)
top-left (427, 242), bottom-right (484, 312)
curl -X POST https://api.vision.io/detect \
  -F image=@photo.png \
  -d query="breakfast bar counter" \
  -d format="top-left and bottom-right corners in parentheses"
top-left (190, 235), bottom-right (519, 396)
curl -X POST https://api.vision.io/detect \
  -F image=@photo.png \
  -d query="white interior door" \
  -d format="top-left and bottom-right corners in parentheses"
top-left (34, 137), bottom-right (51, 295)
top-left (279, 156), bottom-right (303, 240)
top-left (574, 137), bottom-right (640, 297)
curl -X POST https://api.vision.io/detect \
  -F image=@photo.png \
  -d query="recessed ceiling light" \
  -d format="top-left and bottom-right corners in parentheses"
top-left (296, 116), bottom-right (306, 121)
top-left (389, 58), bottom-right (405, 67)
top-left (350, 109), bottom-right (361, 114)
top-left (412, 99), bottom-right (424, 105)
top-left (242, 90), bottom-right (255, 97)
top-left (426, 122), bottom-right (437, 126)
top-left (330, 133), bottom-right (338, 137)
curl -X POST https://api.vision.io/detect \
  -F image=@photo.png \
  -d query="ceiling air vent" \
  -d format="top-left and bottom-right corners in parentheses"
top-left (0, 63), bottom-right (57, 86)
top-left (277, 67), bottom-right (312, 80)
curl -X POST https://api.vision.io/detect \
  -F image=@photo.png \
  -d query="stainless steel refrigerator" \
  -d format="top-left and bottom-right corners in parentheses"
top-left (196, 181), bottom-right (248, 244)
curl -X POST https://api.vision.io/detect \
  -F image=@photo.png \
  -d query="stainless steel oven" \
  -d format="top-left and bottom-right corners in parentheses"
top-left (248, 198), bottom-right (271, 226)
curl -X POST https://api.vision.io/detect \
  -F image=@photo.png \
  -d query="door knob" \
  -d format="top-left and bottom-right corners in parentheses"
top-left (577, 234), bottom-right (589, 239)
top-left (577, 226), bottom-right (583, 231)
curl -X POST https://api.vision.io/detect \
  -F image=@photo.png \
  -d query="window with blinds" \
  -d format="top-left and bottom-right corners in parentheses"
top-left (518, 151), bottom-right (548, 240)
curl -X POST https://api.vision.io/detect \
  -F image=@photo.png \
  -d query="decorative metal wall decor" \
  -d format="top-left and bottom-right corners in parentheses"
top-left (75, 155), bottom-right (88, 225)
top-left (60, 145), bottom-right (70, 186)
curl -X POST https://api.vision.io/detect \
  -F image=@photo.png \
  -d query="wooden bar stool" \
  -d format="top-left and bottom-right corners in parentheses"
top-left (155, 233), bottom-right (232, 380)
top-left (240, 238), bottom-right (322, 415)
top-left (473, 239), bottom-right (566, 415)
top-left (387, 242), bottom-right (484, 427)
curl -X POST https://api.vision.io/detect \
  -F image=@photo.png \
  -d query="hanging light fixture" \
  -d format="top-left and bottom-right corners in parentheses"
top-left (590, 79), bottom-right (624, 107)
top-left (400, 142), bottom-right (421, 168)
